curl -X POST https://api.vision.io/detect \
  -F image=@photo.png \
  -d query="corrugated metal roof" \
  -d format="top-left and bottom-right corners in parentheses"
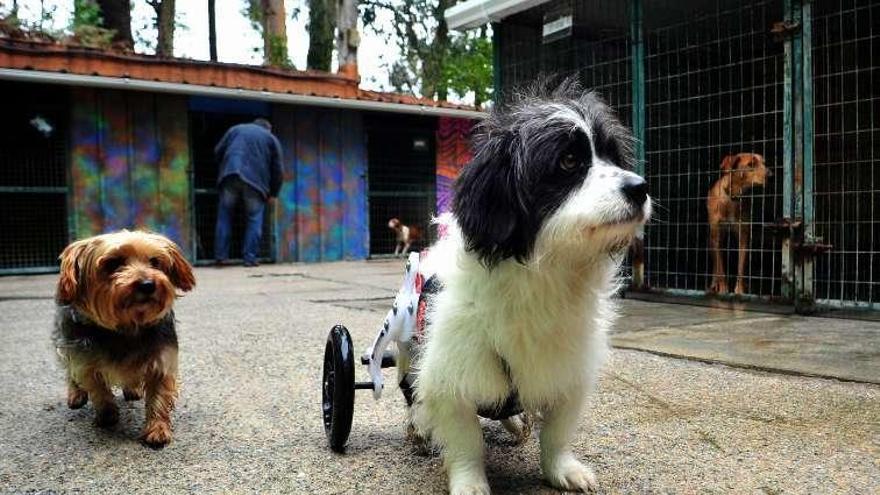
top-left (0, 38), bottom-right (484, 118)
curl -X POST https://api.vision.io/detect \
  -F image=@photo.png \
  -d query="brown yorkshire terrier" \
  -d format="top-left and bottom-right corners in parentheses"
top-left (53, 231), bottom-right (195, 448)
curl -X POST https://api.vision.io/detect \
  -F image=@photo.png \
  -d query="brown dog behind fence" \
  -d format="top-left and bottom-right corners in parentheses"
top-left (706, 153), bottom-right (771, 295)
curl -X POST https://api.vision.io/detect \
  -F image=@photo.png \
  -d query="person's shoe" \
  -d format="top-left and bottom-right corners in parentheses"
top-left (243, 260), bottom-right (260, 267)
top-left (213, 259), bottom-right (228, 268)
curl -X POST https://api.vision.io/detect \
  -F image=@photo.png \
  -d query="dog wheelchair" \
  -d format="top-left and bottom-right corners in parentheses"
top-left (321, 251), bottom-right (524, 453)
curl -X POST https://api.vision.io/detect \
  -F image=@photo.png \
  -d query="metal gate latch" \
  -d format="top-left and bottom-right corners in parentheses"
top-left (771, 20), bottom-right (801, 41)
top-left (794, 235), bottom-right (833, 257)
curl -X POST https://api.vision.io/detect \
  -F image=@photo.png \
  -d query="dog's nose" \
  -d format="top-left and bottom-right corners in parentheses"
top-left (136, 279), bottom-right (156, 295)
top-left (621, 178), bottom-right (649, 208)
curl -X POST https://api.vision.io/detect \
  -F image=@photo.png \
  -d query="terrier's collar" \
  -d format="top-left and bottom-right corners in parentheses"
top-left (63, 305), bottom-right (173, 331)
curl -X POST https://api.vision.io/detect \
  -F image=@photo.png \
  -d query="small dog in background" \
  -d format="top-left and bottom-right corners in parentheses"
top-left (388, 218), bottom-right (421, 257)
top-left (54, 231), bottom-right (195, 448)
top-left (706, 153), bottom-right (771, 295)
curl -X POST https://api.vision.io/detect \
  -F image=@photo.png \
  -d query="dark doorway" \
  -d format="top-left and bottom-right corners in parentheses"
top-left (364, 113), bottom-right (437, 256)
top-left (189, 98), bottom-right (274, 263)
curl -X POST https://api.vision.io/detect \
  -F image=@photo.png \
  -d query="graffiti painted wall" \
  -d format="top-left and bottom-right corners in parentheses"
top-left (70, 88), bottom-right (192, 256)
top-left (272, 106), bottom-right (368, 262)
top-left (435, 117), bottom-right (474, 214)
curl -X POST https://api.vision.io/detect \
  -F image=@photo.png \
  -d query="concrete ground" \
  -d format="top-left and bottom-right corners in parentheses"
top-left (0, 260), bottom-right (877, 494)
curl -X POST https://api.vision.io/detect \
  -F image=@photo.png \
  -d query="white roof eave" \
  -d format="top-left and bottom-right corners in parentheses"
top-left (445, 0), bottom-right (553, 31)
top-left (0, 68), bottom-right (486, 119)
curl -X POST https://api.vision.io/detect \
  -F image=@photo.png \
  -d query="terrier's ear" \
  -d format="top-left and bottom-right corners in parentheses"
top-left (57, 239), bottom-right (92, 304)
top-left (164, 239), bottom-right (195, 292)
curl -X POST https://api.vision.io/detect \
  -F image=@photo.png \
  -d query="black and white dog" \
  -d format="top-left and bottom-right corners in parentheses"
top-left (412, 80), bottom-right (651, 494)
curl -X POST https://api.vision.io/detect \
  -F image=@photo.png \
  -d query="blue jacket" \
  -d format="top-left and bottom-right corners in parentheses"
top-left (215, 123), bottom-right (283, 198)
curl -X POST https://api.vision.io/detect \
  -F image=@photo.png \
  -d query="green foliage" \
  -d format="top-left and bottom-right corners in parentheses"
top-left (72, 24), bottom-right (116, 48)
top-left (361, 0), bottom-right (493, 106)
top-left (71, 0), bottom-right (116, 48)
top-left (0, 11), bottom-right (24, 39)
top-left (306, 0), bottom-right (335, 71)
top-left (244, 0), bottom-right (263, 33)
top-left (72, 0), bottom-right (102, 29)
top-left (266, 33), bottom-right (292, 68)
top-left (443, 30), bottom-right (493, 108)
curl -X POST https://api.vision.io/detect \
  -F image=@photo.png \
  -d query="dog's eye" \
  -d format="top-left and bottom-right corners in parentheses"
top-left (559, 153), bottom-right (581, 171)
top-left (149, 257), bottom-right (161, 269)
top-left (102, 257), bottom-right (124, 273)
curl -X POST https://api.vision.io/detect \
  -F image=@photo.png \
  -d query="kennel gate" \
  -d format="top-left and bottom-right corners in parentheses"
top-left (0, 82), bottom-right (70, 274)
top-left (364, 113), bottom-right (438, 257)
top-left (494, 0), bottom-right (879, 312)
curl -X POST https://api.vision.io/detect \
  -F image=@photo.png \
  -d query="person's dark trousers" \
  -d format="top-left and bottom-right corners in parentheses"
top-left (214, 176), bottom-right (266, 265)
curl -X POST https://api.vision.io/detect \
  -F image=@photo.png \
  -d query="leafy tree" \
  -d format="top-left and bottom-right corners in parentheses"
top-left (442, 27), bottom-right (492, 108)
top-left (71, 0), bottom-right (116, 48)
top-left (307, 0), bottom-right (336, 71)
top-left (361, 0), bottom-right (492, 105)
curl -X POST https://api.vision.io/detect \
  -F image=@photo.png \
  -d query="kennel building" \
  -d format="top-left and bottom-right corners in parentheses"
top-left (449, 0), bottom-right (879, 312)
top-left (0, 41), bottom-right (478, 273)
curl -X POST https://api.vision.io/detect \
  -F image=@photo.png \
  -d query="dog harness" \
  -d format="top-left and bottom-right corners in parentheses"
top-left (366, 234), bottom-right (523, 420)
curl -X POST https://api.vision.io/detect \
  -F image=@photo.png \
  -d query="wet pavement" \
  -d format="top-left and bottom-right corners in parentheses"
top-left (0, 260), bottom-right (877, 494)
top-left (614, 295), bottom-right (880, 384)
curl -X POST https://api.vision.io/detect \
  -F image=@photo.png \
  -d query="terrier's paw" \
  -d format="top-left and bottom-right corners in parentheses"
top-left (544, 456), bottom-right (597, 493)
top-left (140, 422), bottom-right (173, 449)
top-left (734, 281), bottom-right (746, 296)
top-left (94, 406), bottom-right (119, 428)
top-left (67, 389), bottom-right (88, 409)
top-left (122, 387), bottom-right (143, 401)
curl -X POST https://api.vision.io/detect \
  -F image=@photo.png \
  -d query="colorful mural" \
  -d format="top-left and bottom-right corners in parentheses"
top-left (70, 88), bottom-right (192, 256)
top-left (272, 106), bottom-right (368, 262)
top-left (68, 87), bottom-right (370, 263)
top-left (340, 111), bottom-right (368, 260)
top-left (435, 117), bottom-right (474, 214)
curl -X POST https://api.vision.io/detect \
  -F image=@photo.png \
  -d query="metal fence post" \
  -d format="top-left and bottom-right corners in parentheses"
top-left (781, 0), bottom-right (796, 303)
top-left (629, 0), bottom-right (646, 290)
top-left (797, 0), bottom-right (815, 312)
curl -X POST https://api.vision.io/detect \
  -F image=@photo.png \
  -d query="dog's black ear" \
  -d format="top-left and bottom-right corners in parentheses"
top-left (452, 136), bottom-right (530, 267)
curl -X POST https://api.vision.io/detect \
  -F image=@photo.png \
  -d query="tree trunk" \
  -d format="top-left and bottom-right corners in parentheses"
top-left (432, 0), bottom-right (450, 100)
top-left (335, 0), bottom-right (359, 78)
top-left (261, 0), bottom-right (289, 67)
top-left (208, 0), bottom-right (217, 61)
top-left (155, 0), bottom-right (175, 57)
top-left (96, 0), bottom-right (133, 49)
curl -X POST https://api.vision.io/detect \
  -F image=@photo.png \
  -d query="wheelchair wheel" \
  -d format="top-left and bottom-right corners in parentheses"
top-left (322, 324), bottom-right (355, 452)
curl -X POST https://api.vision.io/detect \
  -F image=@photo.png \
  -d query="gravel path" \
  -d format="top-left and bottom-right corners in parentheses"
top-left (1, 261), bottom-right (877, 494)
